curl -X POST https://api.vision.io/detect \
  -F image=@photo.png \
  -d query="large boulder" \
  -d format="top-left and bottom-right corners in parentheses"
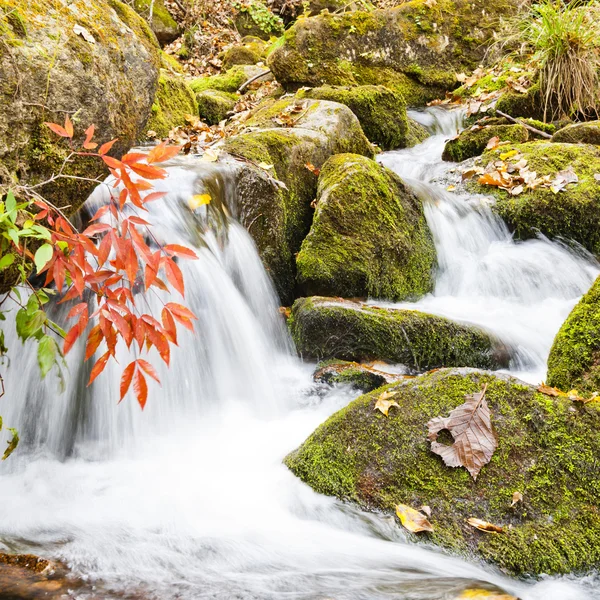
top-left (474, 141), bottom-right (600, 254)
top-left (552, 121), bottom-right (600, 145)
top-left (442, 124), bottom-right (529, 162)
top-left (132, 0), bottom-right (179, 45)
top-left (547, 276), bottom-right (600, 395)
top-left (220, 98), bottom-right (373, 303)
top-left (289, 297), bottom-right (508, 370)
top-left (285, 368), bottom-right (600, 575)
top-left (0, 0), bottom-right (160, 210)
top-left (296, 154), bottom-right (436, 300)
top-left (267, 0), bottom-right (519, 105)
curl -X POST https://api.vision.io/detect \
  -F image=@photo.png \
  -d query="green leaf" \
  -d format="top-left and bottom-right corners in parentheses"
top-left (7, 228), bottom-right (19, 247)
top-left (16, 307), bottom-right (46, 341)
top-left (2, 428), bottom-right (19, 460)
top-left (32, 225), bottom-right (52, 240)
top-left (0, 253), bottom-right (14, 271)
top-left (34, 243), bottom-right (53, 273)
top-left (37, 335), bottom-right (59, 378)
top-left (0, 416), bottom-right (3, 431)
top-left (5, 191), bottom-right (16, 223)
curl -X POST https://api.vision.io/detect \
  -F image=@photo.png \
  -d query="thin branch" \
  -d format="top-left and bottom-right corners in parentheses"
top-left (495, 109), bottom-right (553, 139)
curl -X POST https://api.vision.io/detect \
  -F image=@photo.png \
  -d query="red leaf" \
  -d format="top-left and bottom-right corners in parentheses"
top-left (53, 260), bottom-right (65, 293)
top-left (118, 188), bottom-right (128, 210)
top-left (119, 361), bottom-right (137, 402)
top-left (129, 162), bottom-right (167, 180)
top-left (134, 317), bottom-right (146, 350)
top-left (90, 205), bottom-right (110, 222)
top-left (102, 155), bottom-right (122, 170)
top-left (137, 359), bottom-right (161, 384)
top-left (133, 369), bottom-right (148, 409)
top-left (85, 324), bottom-right (104, 360)
top-left (67, 302), bottom-right (88, 320)
top-left (125, 242), bottom-right (138, 284)
top-left (165, 302), bottom-right (197, 322)
top-left (146, 142), bottom-right (181, 164)
top-left (109, 309), bottom-right (133, 348)
top-left (146, 327), bottom-right (170, 365)
top-left (143, 191), bottom-right (167, 203)
top-left (98, 233), bottom-right (112, 266)
top-left (127, 216), bottom-right (151, 226)
top-left (120, 168), bottom-right (144, 209)
top-left (88, 351), bottom-right (111, 386)
top-left (98, 138), bottom-right (118, 156)
top-left (163, 257), bottom-right (184, 296)
top-left (163, 244), bottom-right (198, 260)
top-left (64, 324), bottom-right (82, 355)
top-left (162, 307), bottom-right (178, 345)
top-left (83, 124), bottom-right (97, 150)
top-left (44, 122), bottom-right (70, 138)
top-left (121, 152), bottom-right (148, 165)
top-left (64, 115), bottom-right (74, 138)
top-left (82, 223), bottom-right (112, 237)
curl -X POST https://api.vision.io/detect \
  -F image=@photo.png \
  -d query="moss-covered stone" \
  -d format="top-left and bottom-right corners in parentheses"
top-left (196, 90), bottom-right (238, 125)
top-left (290, 297), bottom-right (507, 370)
top-left (0, 0), bottom-right (160, 210)
top-left (442, 124), bottom-right (529, 162)
top-left (222, 40), bottom-right (266, 70)
top-left (296, 154), bottom-right (435, 300)
top-left (298, 85), bottom-right (411, 150)
top-left (405, 117), bottom-right (429, 147)
top-left (473, 141), bottom-right (600, 253)
top-left (190, 65), bottom-right (269, 95)
top-left (285, 368), bottom-right (600, 575)
top-left (234, 1), bottom-right (284, 40)
top-left (547, 276), bottom-right (600, 395)
top-left (145, 73), bottom-right (198, 138)
top-left (160, 50), bottom-right (184, 74)
top-left (267, 0), bottom-right (520, 105)
top-left (551, 121), bottom-right (600, 145)
top-left (495, 84), bottom-right (544, 121)
top-left (314, 359), bottom-right (393, 392)
top-left (133, 0), bottom-right (179, 45)
top-left (220, 99), bottom-right (373, 303)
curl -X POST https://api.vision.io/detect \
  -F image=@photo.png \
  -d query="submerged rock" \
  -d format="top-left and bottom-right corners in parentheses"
top-left (285, 368), bottom-right (600, 575)
top-left (0, 0), bottom-right (160, 210)
top-left (289, 297), bottom-right (507, 370)
top-left (267, 0), bottom-right (519, 105)
top-left (547, 276), bottom-right (600, 395)
top-left (551, 121), bottom-right (600, 145)
top-left (196, 90), bottom-right (238, 125)
top-left (442, 124), bottom-right (529, 162)
top-left (475, 141), bottom-right (600, 253)
top-left (221, 99), bottom-right (373, 303)
top-left (314, 359), bottom-right (402, 392)
top-left (296, 154), bottom-right (436, 300)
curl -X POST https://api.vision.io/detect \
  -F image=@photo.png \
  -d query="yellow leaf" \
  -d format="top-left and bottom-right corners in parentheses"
top-left (511, 491), bottom-right (523, 506)
top-left (202, 148), bottom-right (220, 162)
top-left (457, 589), bottom-right (518, 600)
top-left (467, 517), bottom-right (504, 533)
top-left (257, 162), bottom-right (274, 171)
top-left (188, 194), bottom-right (211, 209)
top-left (374, 390), bottom-right (399, 416)
top-left (395, 504), bottom-right (434, 533)
top-left (537, 382), bottom-right (565, 397)
top-left (446, 185), bottom-right (456, 192)
top-left (499, 149), bottom-right (518, 160)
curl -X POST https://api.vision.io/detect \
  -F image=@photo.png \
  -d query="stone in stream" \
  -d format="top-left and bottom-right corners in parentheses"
top-left (267, 0), bottom-right (520, 106)
top-left (547, 275), bottom-right (600, 395)
top-left (313, 359), bottom-right (404, 392)
top-left (219, 98), bottom-right (374, 304)
top-left (296, 154), bottom-right (436, 300)
top-left (442, 124), bottom-right (529, 162)
top-left (471, 141), bottom-right (600, 254)
top-left (289, 297), bottom-right (509, 371)
top-left (285, 368), bottom-right (600, 576)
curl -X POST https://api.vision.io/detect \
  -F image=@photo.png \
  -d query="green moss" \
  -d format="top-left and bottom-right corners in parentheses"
top-left (190, 66), bottom-right (249, 94)
top-left (551, 121), bottom-right (600, 145)
top-left (222, 41), bottom-right (266, 70)
top-left (289, 297), bottom-right (506, 370)
top-left (132, 0), bottom-right (179, 44)
top-left (160, 50), bottom-right (184, 74)
top-left (547, 276), bottom-right (600, 395)
top-left (520, 118), bottom-right (556, 136)
top-left (314, 360), bottom-right (389, 392)
top-left (296, 154), bottom-right (436, 300)
top-left (473, 141), bottom-right (600, 253)
top-left (285, 368), bottom-right (600, 575)
top-left (145, 73), bottom-right (198, 138)
top-left (233, 1), bottom-right (284, 40)
top-left (405, 117), bottom-right (429, 147)
top-left (442, 124), bottom-right (529, 162)
top-left (196, 89), bottom-right (237, 125)
top-left (495, 84), bottom-right (544, 121)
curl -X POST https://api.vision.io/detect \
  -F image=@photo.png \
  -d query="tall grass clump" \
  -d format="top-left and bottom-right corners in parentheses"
top-left (507, 0), bottom-right (600, 120)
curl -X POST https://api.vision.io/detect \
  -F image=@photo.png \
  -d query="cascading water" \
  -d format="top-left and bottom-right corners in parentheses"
top-left (0, 117), bottom-right (597, 599)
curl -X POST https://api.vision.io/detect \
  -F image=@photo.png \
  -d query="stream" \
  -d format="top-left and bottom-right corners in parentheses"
top-left (0, 108), bottom-right (598, 599)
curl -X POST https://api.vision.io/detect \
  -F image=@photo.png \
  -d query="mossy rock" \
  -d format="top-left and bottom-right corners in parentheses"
top-left (222, 41), bottom-right (266, 70)
top-left (289, 297), bottom-right (508, 370)
top-left (133, 0), bottom-right (179, 45)
top-left (196, 90), bottom-right (238, 125)
top-left (234, 1), bottom-right (284, 40)
top-left (551, 121), bottom-right (600, 145)
top-left (145, 73), bottom-right (198, 138)
top-left (190, 65), bottom-right (269, 95)
top-left (495, 84), bottom-right (544, 121)
top-left (267, 0), bottom-right (520, 106)
top-left (285, 367), bottom-right (600, 575)
top-left (442, 124), bottom-right (529, 162)
top-left (220, 99), bottom-right (373, 303)
top-left (296, 154), bottom-right (435, 300)
top-left (314, 359), bottom-right (393, 392)
top-left (473, 141), bottom-right (600, 254)
top-left (547, 276), bottom-right (600, 395)
top-left (0, 0), bottom-right (160, 211)
top-left (406, 117), bottom-right (429, 147)
top-left (298, 85), bottom-right (411, 150)
top-left (160, 50), bottom-right (184, 74)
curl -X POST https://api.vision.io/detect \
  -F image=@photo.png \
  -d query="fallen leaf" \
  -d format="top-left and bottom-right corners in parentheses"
top-left (188, 194), bottom-right (211, 209)
top-left (427, 384), bottom-right (497, 480)
top-left (467, 517), bottom-right (504, 533)
top-left (457, 588), bottom-right (518, 599)
top-left (446, 185), bottom-right (456, 192)
top-left (478, 171), bottom-right (505, 187)
top-left (202, 148), bottom-right (220, 162)
top-left (486, 136), bottom-right (500, 150)
top-left (511, 491), bottom-right (523, 506)
top-left (375, 390), bottom-right (399, 416)
top-left (499, 149), bottom-right (518, 161)
top-left (419, 505), bottom-right (432, 517)
top-left (305, 163), bottom-right (321, 176)
top-left (537, 382), bottom-right (564, 397)
top-left (73, 24), bottom-right (96, 44)
top-left (257, 162), bottom-right (273, 171)
top-left (396, 504), bottom-right (434, 533)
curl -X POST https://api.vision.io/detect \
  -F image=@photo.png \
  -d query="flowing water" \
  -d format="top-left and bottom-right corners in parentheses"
top-left (0, 110), bottom-right (598, 599)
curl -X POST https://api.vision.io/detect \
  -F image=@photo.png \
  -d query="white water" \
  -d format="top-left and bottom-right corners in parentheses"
top-left (0, 115), bottom-right (598, 599)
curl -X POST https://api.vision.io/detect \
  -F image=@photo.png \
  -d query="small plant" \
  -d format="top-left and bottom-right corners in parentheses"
top-left (507, 0), bottom-right (600, 120)
top-left (234, 1), bottom-right (284, 35)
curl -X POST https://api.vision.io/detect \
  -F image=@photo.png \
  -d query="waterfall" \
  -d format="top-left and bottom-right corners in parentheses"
top-left (0, 129), bottom-right (596, 599)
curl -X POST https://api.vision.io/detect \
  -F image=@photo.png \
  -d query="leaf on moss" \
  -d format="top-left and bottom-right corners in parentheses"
top-left (374, 390), bottom-right (399, 416)
top-left (395, 504), bottom-right (434, 533)
top-left (467, 517), bottom-right (504, 533)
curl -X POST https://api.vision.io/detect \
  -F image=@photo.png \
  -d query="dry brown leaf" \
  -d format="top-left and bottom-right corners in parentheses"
top-left (537, 382), bottom-right (564, 397)
top-left (485, 136), bottom-right (500, 150)
top-left (511, 491), bottom-right (523, 506)
top-left (427, 384), bottom-right (497, 480)
top-left (305, 163), bottom-right (321, 176)
top-left (467, 517), bottom-right (504, 533)
top-left (419, 505), bottom-right (432, 517)
top-left (396, 504), bottom-right (434, 533)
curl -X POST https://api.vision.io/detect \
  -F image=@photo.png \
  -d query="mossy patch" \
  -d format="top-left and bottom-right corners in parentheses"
top-left (296, 154), bottom-right (436, 300)
top-left (314, 359), bottom-right (390, 392)
top-left (285, 368), bottom-right (600, 575)
top-left (196, 90), bottom-right (237, 125)
top-left (222, 40), bottom-right (266, 70)
top-left (233, 1), bottom-right (284, 40)
top-left (442, 124), bottom-right (529, 162)
top-left (552, 121), bottom-right (600, 145)
top-left (190, 66), bottom-right (251, 94)
top-left (289, 297), bottom-right (507, 370)
top-left (495, 84), bottom-right (544, 121)
top-left (132, 0), bottom-right (179, 45)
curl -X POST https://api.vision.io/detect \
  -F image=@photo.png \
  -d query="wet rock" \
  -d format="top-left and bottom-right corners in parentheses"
top-left (196, 90), bottom-right (238, 125)
top-left (220, 99), bottom-right (373, 303)
top-left (296, 153), bottom-right (436, 300)
top-left (314, 359), bottom-right (403, 392)
top-left (285, 368), bottom-right (600, 575)
top-left (289, 297), bottom-right (508, 370)
top-left (551, 121), bottom-right (600, 145)
top-left (442, 124), bottom-right (529, 162)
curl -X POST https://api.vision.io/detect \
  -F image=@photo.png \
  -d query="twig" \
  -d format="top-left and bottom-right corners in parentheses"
top-left (495, 109), bottom-right (553, 139)
top-left (238, 69), bottom-right (271, 94)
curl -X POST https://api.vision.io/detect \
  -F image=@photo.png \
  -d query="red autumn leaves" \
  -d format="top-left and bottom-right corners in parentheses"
top-left (41, 116), bottom-right (198, 409)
